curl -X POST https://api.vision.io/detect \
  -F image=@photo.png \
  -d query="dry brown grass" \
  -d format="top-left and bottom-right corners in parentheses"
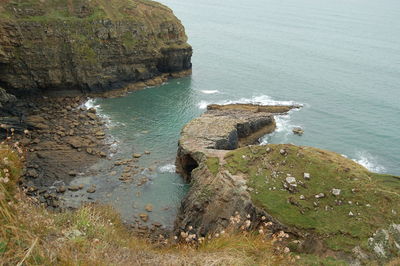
top-left (0, 143), bottom-right (289, 265)
top-left (2, 141), bottom-right (399, 265)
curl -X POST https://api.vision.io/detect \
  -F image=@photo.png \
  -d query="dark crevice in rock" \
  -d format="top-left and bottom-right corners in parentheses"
top-left (176, 153), bottom-right (198, 182)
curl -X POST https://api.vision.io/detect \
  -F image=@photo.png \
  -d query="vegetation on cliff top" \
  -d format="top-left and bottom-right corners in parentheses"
top-left (0, 0), bottom-right (171, 21)
top-left (0, 0), bottom-right (192, 93)
top-left (0, 143), bottom-right (292, 265)
top-left (225, 144), bottom-right (400, 260)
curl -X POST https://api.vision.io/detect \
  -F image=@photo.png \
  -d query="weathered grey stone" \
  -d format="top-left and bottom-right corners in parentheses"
top-left (332, 188), bottom-right (341, 196)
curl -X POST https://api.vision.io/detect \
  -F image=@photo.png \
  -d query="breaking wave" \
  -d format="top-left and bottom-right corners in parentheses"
top-left (81, 98), bottom-right (125, 129)
top-left (352, 151), bottom-right (386, 173)
top-left (200, 90), bottom-right (220, 94)
top-left (159, 163), bottom-right (176, 173)
top-left (197, 95), bottom-right (301, 110)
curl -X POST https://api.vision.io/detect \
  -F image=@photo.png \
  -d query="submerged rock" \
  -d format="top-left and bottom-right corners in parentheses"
top-left (68, 185), bottom-right (80, 192)
top-left (139, 213), bottom-right (149, 222)
top-left (145, 204), bottom-right (154, 212)
top-left (87, 185), bottom-right (96, 193)
top-left (292, 127), bottom-right (304, 135)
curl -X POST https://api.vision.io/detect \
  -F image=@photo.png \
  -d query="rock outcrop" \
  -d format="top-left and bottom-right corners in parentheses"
top-left (0, 87), bottom-right (16, 107)
top-left (175, 104), bottom-right (299, 233)
top-left (0, 0), bottom-right (192, 95)
top-left (175, 103), bottom-right (400, 263)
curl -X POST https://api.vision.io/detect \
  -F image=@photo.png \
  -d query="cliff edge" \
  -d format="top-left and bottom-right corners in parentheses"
top-left (175, 104), bottom-right (400, 263)
top-left (0, 0), bottom-right (192, 95)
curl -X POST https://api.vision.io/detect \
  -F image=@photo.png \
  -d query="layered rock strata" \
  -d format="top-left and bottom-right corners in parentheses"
top-left (0, 0), bottom-right (192, 95)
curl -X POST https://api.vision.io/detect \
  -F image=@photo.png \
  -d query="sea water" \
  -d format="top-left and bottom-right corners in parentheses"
top-left (67, 0), bottom-right (400, 227)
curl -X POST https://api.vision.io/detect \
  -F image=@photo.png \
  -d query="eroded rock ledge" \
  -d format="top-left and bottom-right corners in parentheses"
top-left (176, 104), bottom-right (300, 180)
top-left (175, 104), bottom-right (299, 233)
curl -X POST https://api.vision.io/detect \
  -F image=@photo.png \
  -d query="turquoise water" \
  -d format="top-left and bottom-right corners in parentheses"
top-left (157, 0), bottom-right (400, 174)
top-left (70, 0), bottom-right (400, 226)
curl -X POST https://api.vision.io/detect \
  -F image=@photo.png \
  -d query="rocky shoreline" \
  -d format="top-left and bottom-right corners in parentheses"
top-left (0, 72), bottom-right (190, 238)
top-left (1, 95), bottom-right (109, 209)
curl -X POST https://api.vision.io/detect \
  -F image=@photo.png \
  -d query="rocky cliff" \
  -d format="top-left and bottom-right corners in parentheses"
top-left (175, 104), bottom-right (299, 232)
top-left (175, 104), bottom-right (400, 263)
top-left (0, 0), bottom-right (192, 95)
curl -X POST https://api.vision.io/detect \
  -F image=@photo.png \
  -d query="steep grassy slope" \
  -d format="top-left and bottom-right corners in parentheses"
top-left (225, 144), bottom-right (400, 259)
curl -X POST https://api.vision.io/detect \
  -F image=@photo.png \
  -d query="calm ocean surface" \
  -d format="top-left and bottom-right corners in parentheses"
top-left (79, 0), bottom-right (400, 226)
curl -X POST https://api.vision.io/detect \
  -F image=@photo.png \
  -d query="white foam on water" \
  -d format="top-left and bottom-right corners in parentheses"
top-left (80, 98), bottom-right (100, 109)
top-left (197, 100), bottom-right (209, 109)
top-left (197, 95), bottom-right (302, 110)
top-left (352, 151), bottom-right (386, 173)
top-left (81, 98), bottom-right (126, 129)
top-left (200, 90), bottom-right (220, 94)
top-left (159, 163), bottom-right (176, 173)
top-left (198, 95), bottom-right (304, 143)
top-left (260, 114), bottom-right (302, 144)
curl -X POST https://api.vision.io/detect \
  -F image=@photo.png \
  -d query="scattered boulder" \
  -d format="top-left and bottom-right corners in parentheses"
top-left (293, 127), bottom-right (304, 135)
top-left (87, 113), bottom-right (97, 120)
top-left (133, 153), bottom-right (142, 158)
top-left (68, 185), bottom-right (80, 191)
top-left (137, 177), bottom-right (149, 187)
top-left (56, 186), bottom-right (67, 193)
top-left (95, 131), bottom-right (105, 137)
top-left (145, 204), bottom-right (153, 212)
top-left (285, 176), bottom-right (296, 184)
top-left (87, 185), bottom-right (96, 193)
top-left (26, 169), bottom-right (39, 179)
top-left (139, 213), bottom-right (149, 222)
top-left (25, 115), bottom-right (47, 128)
top-left (332, 188), bottom-right (341, 196)
top-left (68, 171), bottom-right (77, 177)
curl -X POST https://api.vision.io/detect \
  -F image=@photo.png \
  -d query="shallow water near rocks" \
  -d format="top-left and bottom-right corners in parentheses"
top-left (66, 0), bottom-right (399, 227)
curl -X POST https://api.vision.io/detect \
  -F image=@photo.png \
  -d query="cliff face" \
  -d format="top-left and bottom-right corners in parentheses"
top-left (175, 104), bottom-right (298, 233)
top-left (0, 0), bottom-right (192, 95)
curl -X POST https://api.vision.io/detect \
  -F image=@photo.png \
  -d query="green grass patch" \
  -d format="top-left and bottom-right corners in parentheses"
top-left (224, 144), bottom-right (400, 254)
top-left (296, 254), bottom-right (347, 266)
top-left (206, 157), bottom-right (219, 176)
